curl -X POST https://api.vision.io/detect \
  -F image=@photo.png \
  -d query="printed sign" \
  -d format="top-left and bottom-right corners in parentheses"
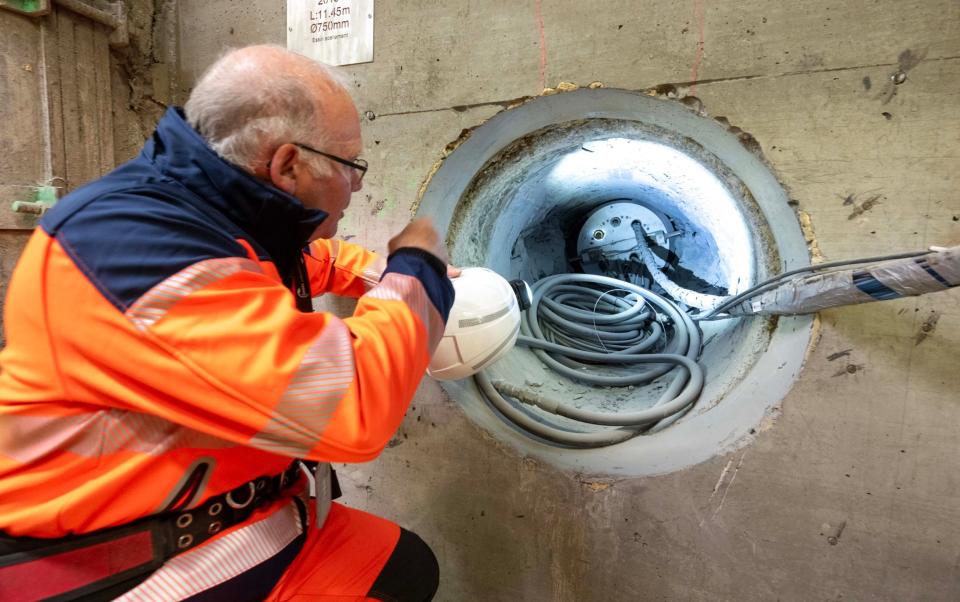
top-left (287, 0), bottom-right (374, 66)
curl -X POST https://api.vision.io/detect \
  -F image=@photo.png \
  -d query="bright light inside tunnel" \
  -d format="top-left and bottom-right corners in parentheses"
top-left (541, 138), bottom-right (754, 297)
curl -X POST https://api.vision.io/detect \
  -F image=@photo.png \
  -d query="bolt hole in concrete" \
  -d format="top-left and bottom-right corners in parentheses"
top-left (417, 89), bottom-right (814, 476)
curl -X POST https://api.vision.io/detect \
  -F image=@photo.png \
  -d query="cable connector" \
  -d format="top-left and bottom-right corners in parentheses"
top-left (509, 279), bottom-right (533, 311)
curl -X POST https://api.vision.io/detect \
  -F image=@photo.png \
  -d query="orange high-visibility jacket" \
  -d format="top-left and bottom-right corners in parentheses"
top-left (0, 108), bottom-right (454, 538)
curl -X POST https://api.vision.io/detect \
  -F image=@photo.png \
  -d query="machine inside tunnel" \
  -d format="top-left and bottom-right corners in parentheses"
top-left (416, 87), bottom-right (816, 476)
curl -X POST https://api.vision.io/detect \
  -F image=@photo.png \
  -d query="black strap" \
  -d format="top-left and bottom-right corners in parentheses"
top-left (158, 462), bottom-right (303, 558)
top-left (0, 462), bottom-right (303, 601)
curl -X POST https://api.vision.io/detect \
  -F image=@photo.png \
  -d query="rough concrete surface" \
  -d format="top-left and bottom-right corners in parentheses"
top-left (111, 0), bottom-right (180, 162)
top-left (156, 0), bottom-right (960, 599)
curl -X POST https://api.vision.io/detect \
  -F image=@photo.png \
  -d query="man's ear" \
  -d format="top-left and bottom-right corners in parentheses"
top-left (268, 143), bottom-right (301, 195)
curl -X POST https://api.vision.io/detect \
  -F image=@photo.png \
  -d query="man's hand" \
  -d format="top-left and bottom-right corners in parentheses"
top-left (388, 218), bottom-right (450, 265)
top-left (447, 265), bottom-right (462, 278)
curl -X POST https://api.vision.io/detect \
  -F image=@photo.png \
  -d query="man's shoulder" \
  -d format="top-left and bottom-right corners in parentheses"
top-left (39, 165), bottom-right (249, 312)
top-left (43, 159), bottom-right (215, 232)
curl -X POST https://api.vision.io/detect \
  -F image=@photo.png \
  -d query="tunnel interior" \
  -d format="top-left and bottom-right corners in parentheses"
top-left (418, 89), bottom-right (814, 475)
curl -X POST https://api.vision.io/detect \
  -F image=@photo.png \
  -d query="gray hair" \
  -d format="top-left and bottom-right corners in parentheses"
top-left (184, 45), bottom-right (350, 173)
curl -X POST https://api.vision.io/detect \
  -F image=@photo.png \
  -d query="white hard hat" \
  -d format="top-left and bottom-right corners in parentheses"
top-left (428, 268), bottom-right (526, 381)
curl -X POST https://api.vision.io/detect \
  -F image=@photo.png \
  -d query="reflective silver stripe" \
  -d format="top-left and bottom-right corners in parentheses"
top-left (250, 318), bottom-right (355, 457)
top-left (472, 329), bottom-right (516, 371)
top-left (0, 410), bottom-right (231, 463)
top-left (360, 256), bottom-right (387, 291)
top-left (459, 304), bottom-right (511, 328)
top-left (126, 257), bottom-right (264, 330)
top-left (116, 500), bottom-right (303, 602)
top-left (366, 272), bottom-right (446, 354)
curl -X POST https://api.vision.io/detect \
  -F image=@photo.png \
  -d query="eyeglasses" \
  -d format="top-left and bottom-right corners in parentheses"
top-left (294, 143), bottom-right (368, 182)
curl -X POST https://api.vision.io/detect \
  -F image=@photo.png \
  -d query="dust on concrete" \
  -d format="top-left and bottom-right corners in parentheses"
top-left (896, 48), bottom-right (927, 72)
top-left (832, 363), bottom-right (865, 377)
top-left (915, 311), bottom-right (941, 345)
top-left (822, 519), bottom-right (847, 545)
top-left (846, 193), bottom-right (884, 220)
top-left (877, 47), bottom-right (929, 105)
top-left (826, 349), bottom-right (853, 361)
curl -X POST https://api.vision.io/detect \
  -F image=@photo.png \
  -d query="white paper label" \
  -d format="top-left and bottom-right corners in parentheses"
top-left (287, 0), bottom-right (374, 66)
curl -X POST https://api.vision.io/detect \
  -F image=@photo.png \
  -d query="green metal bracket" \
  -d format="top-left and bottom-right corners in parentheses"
top-left (0, 0), bottom-right (51, 17)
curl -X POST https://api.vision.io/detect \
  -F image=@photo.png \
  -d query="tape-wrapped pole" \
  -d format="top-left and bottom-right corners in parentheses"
top-left (727, 246), bottom-right (960, 316)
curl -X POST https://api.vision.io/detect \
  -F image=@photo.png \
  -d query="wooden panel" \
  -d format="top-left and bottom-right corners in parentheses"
top-left (42, 11), bottom-right (67, 187)
top-left (57, 9), bottom-right (83, 191)
top-left (92, 17), bottom-right (114, 173)
top-left (0, 8), bottom-right (115, 237)
top-left (73, 13), bottom-right (98, 183)
top-left (53, 6), bottom-right (78, 192)
top-left (0, 11), bottom-right (46, 185)
top-left (0, 6), bottom-right (116, 234)
top-left (51, 6), bottom-right (113, 193)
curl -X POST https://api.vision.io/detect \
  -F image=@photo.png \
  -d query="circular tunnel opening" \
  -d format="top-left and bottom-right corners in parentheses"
top-left (417, 88), bottom-right (814, 476)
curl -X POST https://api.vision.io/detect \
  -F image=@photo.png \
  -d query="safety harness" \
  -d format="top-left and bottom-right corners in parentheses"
top-left (0, 462), bottom-right (341, 601)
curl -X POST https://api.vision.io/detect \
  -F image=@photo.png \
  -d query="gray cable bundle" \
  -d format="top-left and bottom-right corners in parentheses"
top-left (474, 274), bottom-right (704, 448)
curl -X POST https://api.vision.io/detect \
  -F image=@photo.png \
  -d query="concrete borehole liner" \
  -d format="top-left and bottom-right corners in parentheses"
top-left (416, 87), bottom-right (815, 477)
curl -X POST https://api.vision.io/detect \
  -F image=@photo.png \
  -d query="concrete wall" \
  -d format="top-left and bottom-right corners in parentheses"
top-left (178, 1), bottom-right (960, 600)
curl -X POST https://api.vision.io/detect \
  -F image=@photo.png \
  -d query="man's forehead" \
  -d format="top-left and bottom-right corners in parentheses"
top-left (315, 91), bottom-right (362, 147)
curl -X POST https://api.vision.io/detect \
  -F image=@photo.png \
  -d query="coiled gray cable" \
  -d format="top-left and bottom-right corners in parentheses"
top-left (474, 274), bottom-right (704, 448)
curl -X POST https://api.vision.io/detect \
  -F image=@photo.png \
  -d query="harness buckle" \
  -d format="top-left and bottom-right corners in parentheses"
top-left (225, 482), bottom-right (255, 509)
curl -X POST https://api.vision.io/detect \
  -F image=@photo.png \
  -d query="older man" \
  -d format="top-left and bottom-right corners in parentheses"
top-left (0, 45), bottom-right (452, 601)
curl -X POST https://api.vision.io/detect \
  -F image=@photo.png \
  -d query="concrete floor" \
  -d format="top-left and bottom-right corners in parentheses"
top-left (182, 1), bottom-right (957, 599)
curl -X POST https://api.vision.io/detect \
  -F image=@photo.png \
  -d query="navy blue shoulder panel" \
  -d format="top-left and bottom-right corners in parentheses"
top-left (42, 177), bottom-right (248, 312)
